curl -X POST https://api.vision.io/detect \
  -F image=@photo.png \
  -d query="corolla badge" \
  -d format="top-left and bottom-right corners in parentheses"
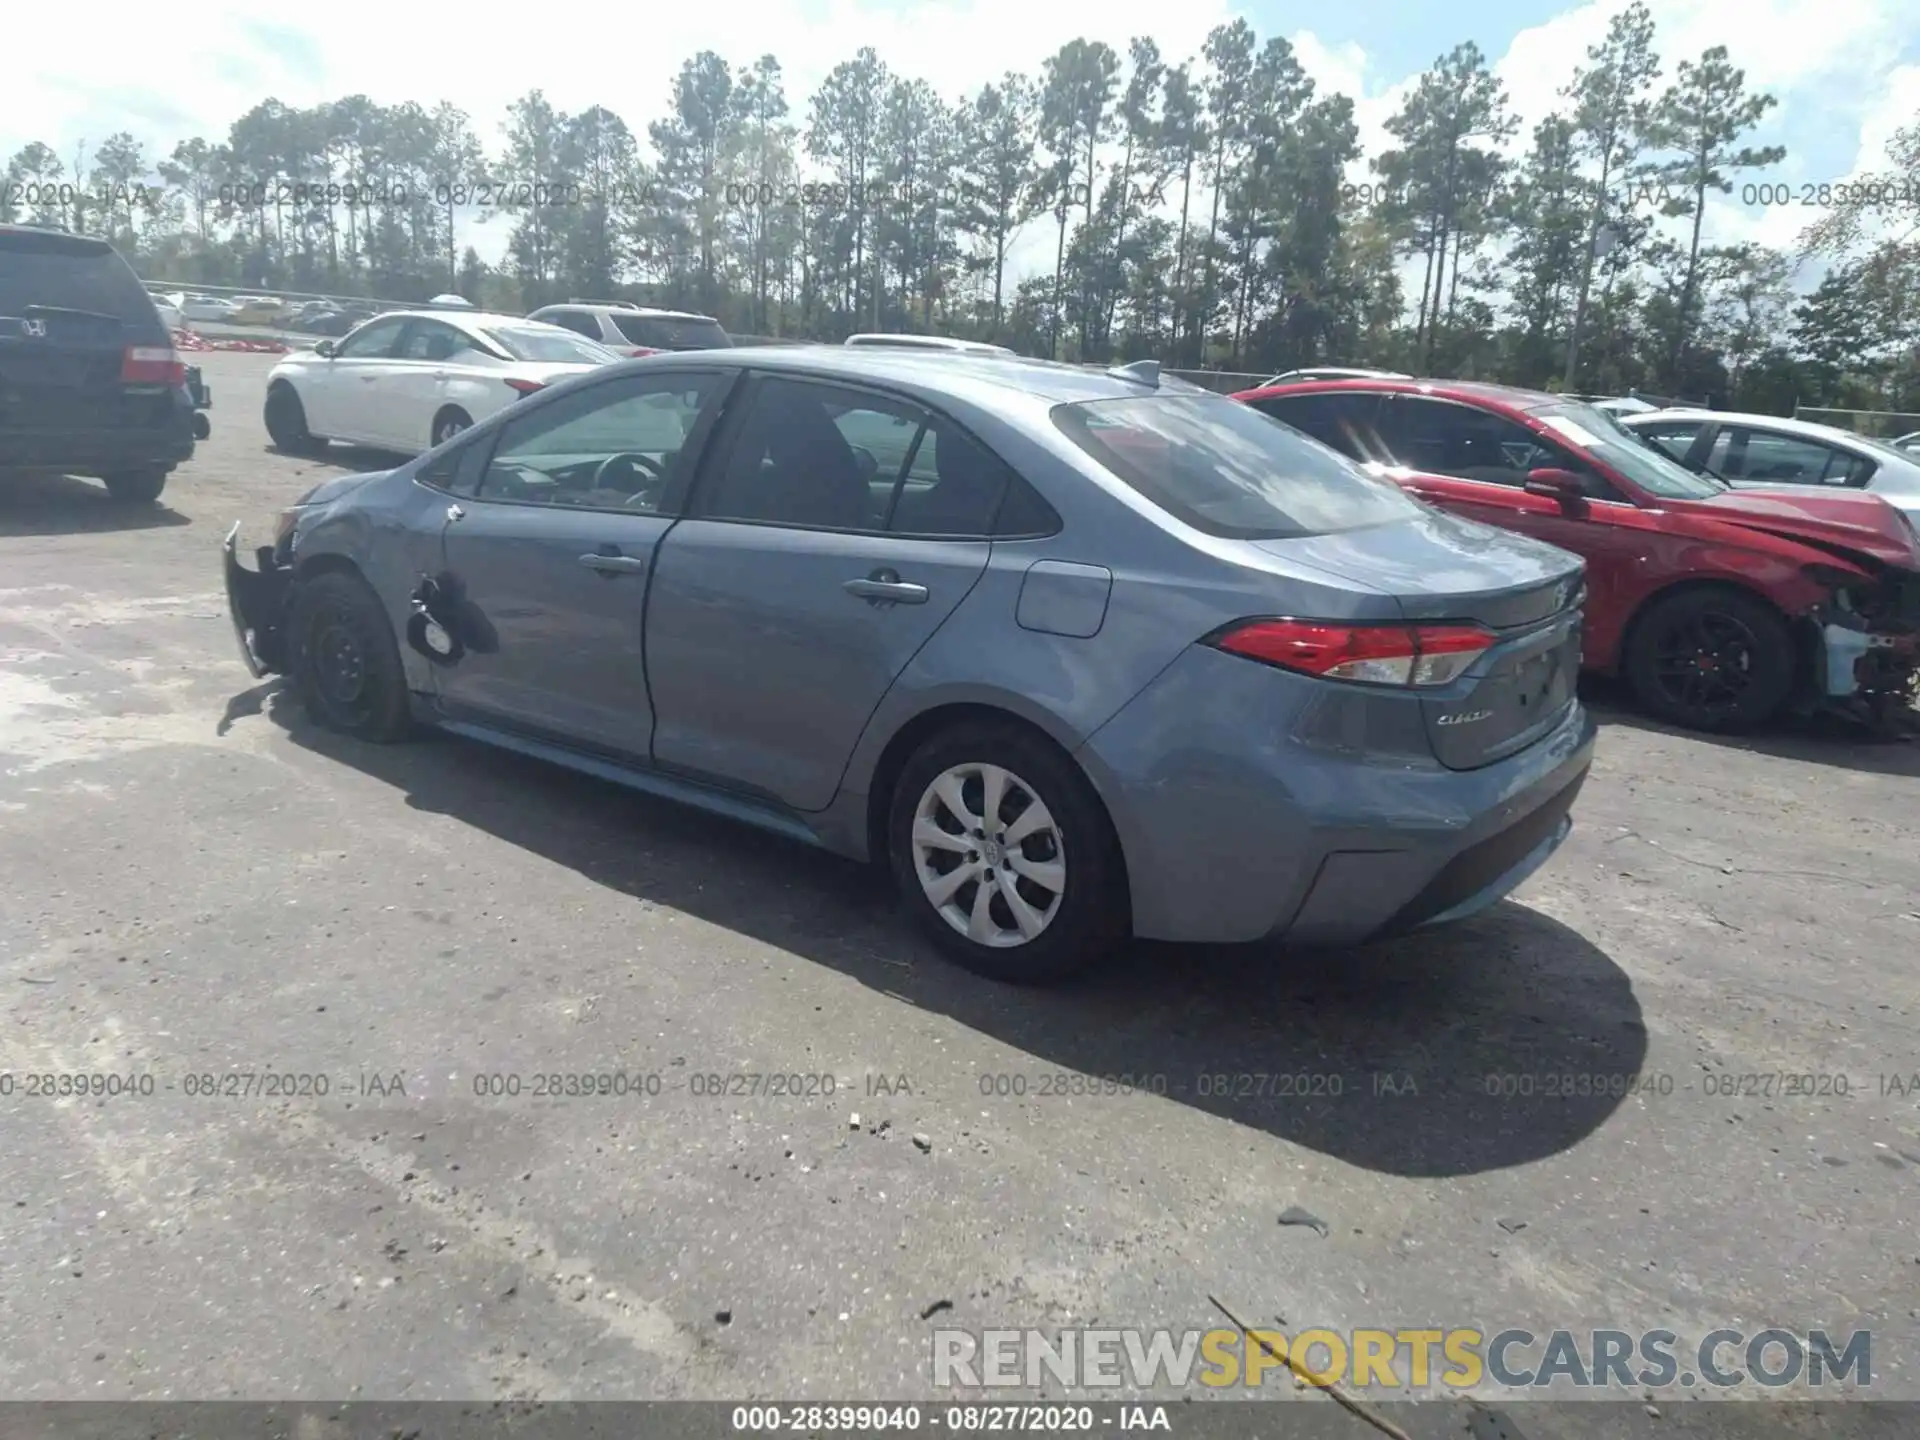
top-left (1437, 709), bottom-right (1494, 727)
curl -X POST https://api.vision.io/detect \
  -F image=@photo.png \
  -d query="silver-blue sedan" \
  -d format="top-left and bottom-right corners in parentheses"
top-left (225, 348), bottom-right (1595, 982)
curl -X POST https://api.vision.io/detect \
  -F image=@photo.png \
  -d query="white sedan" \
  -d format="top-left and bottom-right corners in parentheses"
top-left (262, 310), bottom-right (621, 455)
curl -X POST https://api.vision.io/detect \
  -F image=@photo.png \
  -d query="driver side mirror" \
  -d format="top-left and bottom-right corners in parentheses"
top-left (312, 339), bottom-right (336, 358)
top-left (1523, 467), bottom-right (1587, 506)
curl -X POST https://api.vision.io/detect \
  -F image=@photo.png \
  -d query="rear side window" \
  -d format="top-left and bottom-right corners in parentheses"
top-left (0, 229), bottom-right (162, 333)
top-left (615, 314), bottom-right (731, 349)
top-left (1052, 393), bottom-right (1419, 539)
top-left (1253, 392), bottom-right (1385, 461)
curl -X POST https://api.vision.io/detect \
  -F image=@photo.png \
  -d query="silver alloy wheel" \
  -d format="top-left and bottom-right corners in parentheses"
top-left (911, 761), bottom-right (1066, 948)
top-left (434, 414), bottom-right (468, 445)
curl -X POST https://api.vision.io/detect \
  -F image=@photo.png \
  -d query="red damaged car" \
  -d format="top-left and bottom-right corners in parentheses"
top-left (1234, 378), bottom-right (1920, 731)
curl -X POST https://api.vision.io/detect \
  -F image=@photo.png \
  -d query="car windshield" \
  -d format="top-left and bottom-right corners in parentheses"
top-left (482, 325), bottom-right (619, 363)
top-left (1053, 392), bottom-right (1421, 539)
top-left (612, 314), bottom-right (730, 349)
top-left (1535, 403), bottom-right (1727, 499)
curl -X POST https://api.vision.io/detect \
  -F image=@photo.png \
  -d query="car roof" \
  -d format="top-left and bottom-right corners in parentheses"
top-left (846, 333), bottom-right (1012, 352)
top-left (369, 309), bottom-right (572, 333)
top-left (660, 345), bottom-right (1200, 406)
top-left (1248, 376), bottom-right (1569, 412)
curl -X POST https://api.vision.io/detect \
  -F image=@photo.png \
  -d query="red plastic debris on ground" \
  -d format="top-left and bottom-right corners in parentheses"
top-left (172, 328), bottom-right (287, 354)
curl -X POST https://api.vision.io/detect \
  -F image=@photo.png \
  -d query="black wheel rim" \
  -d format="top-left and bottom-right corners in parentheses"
top-left (436, 417), bottom-right (466, 444)
top-left (307, 605), bottom-right (374, 723)
top-left (1649, 610), bottom-right (1760, 718)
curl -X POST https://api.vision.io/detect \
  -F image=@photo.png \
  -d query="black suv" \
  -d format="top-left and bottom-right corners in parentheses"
top-left (1, 224), bottom-right (195, 503)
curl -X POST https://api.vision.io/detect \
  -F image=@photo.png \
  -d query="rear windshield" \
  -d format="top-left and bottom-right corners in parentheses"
top-left (1052, 393), bottom-right (1420, 539)
top-left (482, 326), bottom-right (619, 363)
top-left (0, 229), bottom-right (162, 331)
top-left (613, 314), bottom-right (731, 350)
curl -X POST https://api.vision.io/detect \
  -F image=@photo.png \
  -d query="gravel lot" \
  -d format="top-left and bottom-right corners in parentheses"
top-left (2, 349), bottom-right (1916, 1432)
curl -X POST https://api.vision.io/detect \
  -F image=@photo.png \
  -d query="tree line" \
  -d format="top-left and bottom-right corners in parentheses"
top-left (5, 3), bottom-right (1917, 414)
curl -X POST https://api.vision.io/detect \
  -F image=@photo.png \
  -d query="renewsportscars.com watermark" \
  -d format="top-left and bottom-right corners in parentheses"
top-left (932, 1327), bottom-right (1872, 1394)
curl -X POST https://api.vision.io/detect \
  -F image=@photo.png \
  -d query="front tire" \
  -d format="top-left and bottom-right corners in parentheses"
top-left (265, 382), bottom-right (326, 456)
top-left (1625, 586), bottom-right (1795, 731)
top-left (887, 722), bottom-right (1125, 983)
top-left (102, 468), bottom-right (167, 504)
top-left (287, 570), bottom-right (413, 742)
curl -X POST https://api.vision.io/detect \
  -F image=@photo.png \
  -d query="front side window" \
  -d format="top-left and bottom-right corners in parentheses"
top-left (1053, 392), bottom-right (1419, 539)
top-left (397, 321), bottom-right (472, 362)
top-left (475, 373), bottom-right (719, 512)
top-left (335, 316), bottom-right (407, 358)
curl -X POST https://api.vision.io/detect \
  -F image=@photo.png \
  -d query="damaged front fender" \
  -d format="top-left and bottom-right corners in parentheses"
top-left (222, 522), bottom-right (292, 677)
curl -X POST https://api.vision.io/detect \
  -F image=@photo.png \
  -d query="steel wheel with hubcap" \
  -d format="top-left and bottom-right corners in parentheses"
top-left (912, 761), bottom-right (1067, 948)
top-left (888, 722), bottom-right (1124, 983)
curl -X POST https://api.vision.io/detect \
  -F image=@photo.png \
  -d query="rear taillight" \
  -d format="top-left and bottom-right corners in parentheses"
top-left (122, 344), bottom-right (186, 387)
top-left (504, 378), bottom-right (546, 397)
top-left (1210, 619), bottom-right (1494, 687)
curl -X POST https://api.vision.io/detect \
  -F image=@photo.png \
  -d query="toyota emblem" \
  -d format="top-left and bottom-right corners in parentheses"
top-left (21, 318), bottom-right (47, 337)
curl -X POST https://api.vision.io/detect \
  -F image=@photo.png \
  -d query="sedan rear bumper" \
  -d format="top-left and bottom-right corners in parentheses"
top-left (223, 523), bottom-right (293, 677)
top-left (1077, 644), bottom-right (1597, 947)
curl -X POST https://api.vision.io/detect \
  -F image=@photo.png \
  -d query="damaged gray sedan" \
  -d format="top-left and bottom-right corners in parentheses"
top-left (226, 348), bottom-right (1596, 982)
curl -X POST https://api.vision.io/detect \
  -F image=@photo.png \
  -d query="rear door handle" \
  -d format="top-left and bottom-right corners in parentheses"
top-left (844, 570), bottom-right (928, 604)
top-left (580, 552), bottom-right (647, 575)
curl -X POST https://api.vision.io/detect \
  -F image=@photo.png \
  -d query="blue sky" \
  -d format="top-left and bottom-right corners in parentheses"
top-left (6, 0), bottom-right (1916, 290)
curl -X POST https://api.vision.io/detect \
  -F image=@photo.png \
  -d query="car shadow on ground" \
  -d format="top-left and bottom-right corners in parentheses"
top-left (259, 687), bottom-right (1647, 1181)
top-left (1580, 676), bottom-right (1920, 778)
top-left (0, 472), bottom-right (192, 536)
top-left (264, 442), bottom-right (407, 474)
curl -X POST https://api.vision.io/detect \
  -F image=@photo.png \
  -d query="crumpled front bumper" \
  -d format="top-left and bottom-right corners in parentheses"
top-left (222, 522), bottom-right (292, 677)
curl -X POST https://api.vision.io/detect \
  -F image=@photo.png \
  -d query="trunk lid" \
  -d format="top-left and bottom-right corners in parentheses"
top-left (1669, 489), bottom-right (1920, 569)
top-left (1251, 506), bottom-right (1586, 770)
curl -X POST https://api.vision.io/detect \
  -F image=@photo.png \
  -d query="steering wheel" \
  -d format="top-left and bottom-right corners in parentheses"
top-left (589, 451), bottom-right (668, 503)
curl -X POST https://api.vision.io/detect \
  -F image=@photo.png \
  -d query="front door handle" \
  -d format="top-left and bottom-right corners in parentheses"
top-left (844, 570), bottom-right (929, 604)
top-left (580, 552), bottom-right (647, 575)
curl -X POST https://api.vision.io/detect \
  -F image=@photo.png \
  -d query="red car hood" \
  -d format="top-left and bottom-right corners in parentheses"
top-left (1666, 489), bottom-right (1920, 569)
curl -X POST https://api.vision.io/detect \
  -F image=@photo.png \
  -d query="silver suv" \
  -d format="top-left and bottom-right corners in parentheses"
top-left (526, 301), bottom-right (731, 356)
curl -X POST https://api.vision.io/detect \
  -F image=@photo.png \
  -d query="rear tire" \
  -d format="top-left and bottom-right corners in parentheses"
top-left (1625, 586), bottom-right (1794, 731)
top-left (265, 383), bottom-right (326, 456)
top-left (102, 469), bottom-right (167, 504)
top-left (287, 570), bottom-right (413, 742)
top-left (887, 721), bottom-right (1126, 984)
top-left (431, 407), bottom-right (472, 448)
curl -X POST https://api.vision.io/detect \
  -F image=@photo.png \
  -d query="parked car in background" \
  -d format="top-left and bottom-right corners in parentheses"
top-left (528, 302), bottom-right (732, 357)
top-left (1588, 396), bottom-right (1661, 416)
top-left (1238, 377), bottom-right (1920, 731)
top-left (263, 309), bottom-right (621, 455)
top-left (1620, 409), bottom-right (1920, 525)
top-left (150, 292), bottom-right (184, 331)
top-left (844, 333), bottom-right (1015, 356)
top-left (1892, 431), bottom-right (1920, 454)
top-left (228, 296), bottom-right (285, 325)
top-left (180, 295), bottom-right (240, 324)
top-left (0, 223), bottom-right (194, 503)
top-left (224, 348), bottom-right (1596, 982)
